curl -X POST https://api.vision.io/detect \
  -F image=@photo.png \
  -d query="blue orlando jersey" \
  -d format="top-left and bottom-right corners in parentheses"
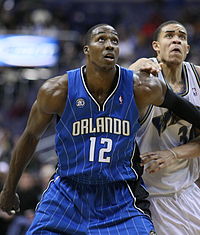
top-left (55, 65), bottom-right (140, 184)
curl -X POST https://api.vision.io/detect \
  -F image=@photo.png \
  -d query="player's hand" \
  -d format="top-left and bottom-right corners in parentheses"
top-left (140, 149), bottom-right (177, 173)
top-left (129, 58), bottom-right (162, 76)
top-left (0, 191), bottom-right (20, 216)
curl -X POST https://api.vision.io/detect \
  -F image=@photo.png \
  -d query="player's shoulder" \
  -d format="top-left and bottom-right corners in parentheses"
top-left (37, 73), bottom-right (68, 114)
top-left (193, 65), bottom-right (200, 77)
top-left (184, 61), bottom-right (200, 77)
top-left (39, 73), bottom-right (68, 97)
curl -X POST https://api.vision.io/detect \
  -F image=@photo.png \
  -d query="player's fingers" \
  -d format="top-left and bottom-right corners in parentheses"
top-left (148, 167), bottom-right (160, 174)
top-left (2, 208), bottom-right (15, 216)
top-left (150, 64), bottom-right (161, 76)
top-left (159, 62), bottom-right (164, 69)
top-left (140, 64), bottom-right (160, 75)
top-left (157, 162), bottom-right (167, 169)
top-left (10, 210), bottom-right (16, 215)
top-left (140, 156), bottom-right (153, 165)
top-left (9, 205), bottom-right (20, 215)
top-left (149, 61), bottom-right (161, 71)
top-left (145, 159), bottom-right (164, 173)
top-left (148, 162), bottom-right (167, 173)
top-left (140, 152), bottom-right (156, 158)
top-left (140, 153), bottom-right (158, 165)
top-left (13, 205), bottom-right (20, 212)
top-left (145, 164), bottom-right (160, 173)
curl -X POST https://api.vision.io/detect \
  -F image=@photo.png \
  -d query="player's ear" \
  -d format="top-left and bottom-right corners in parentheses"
top-left (186, 44), bottom-right (190, 54)
top-left (152, 41), bottom-right (160, 54)
top-left (83, 46), bottom-right (89, 55)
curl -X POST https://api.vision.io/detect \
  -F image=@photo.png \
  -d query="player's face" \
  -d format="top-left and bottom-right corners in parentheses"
top-left (152, 24), bottom-right (190, 65)
top-left (85, 25), bottom-right (119, 70)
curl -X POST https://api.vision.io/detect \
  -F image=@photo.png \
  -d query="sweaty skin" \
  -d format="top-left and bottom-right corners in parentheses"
top-left (0, 24), bottom-right (198, 216)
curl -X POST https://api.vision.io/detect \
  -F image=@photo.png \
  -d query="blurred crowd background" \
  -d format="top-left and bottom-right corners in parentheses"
top-left (0, 0), bottom-right (200, 234)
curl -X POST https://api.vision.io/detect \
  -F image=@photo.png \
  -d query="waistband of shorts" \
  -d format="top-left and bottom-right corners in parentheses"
top-left (149, 183), bottom-right (198, 198)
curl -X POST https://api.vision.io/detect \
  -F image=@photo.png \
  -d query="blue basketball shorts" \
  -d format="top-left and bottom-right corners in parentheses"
top-left (26, 174), bottom-right (155, 234)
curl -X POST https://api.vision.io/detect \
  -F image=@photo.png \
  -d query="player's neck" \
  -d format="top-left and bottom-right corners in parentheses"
top-left (83, 66), bottom-right (118, 105)
top-left (162, 63), bottom-right (186, 93)
top-left (85, 65), bottom-right (117, 86)
top-left (162, 63), bottom-right (183, 84)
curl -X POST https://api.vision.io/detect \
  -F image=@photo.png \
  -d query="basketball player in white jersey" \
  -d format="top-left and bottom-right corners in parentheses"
top-left (129, 20), bottom-right (200, 234)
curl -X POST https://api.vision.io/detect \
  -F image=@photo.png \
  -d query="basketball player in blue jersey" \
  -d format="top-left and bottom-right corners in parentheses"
top-left (130, 21), bottom-right (200, 234)
top-left (0, 24), bottom-right (200, 235)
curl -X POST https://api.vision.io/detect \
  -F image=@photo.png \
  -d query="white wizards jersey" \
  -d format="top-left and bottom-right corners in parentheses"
top-left (136, 58), bottom-right (200, 195)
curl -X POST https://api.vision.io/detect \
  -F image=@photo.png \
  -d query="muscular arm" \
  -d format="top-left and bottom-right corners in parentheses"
top-left (133, 71), bottom-right (200, 129)
top-left (2, 101), bottom-right (53, 194)
top-left (133, 71), bottom-right (166, 115)
top-left (0, 74), bottom-right (67, 214)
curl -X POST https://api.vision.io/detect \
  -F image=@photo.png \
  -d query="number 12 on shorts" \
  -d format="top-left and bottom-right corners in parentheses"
top-left (89, 137), bottom-right (112, 163)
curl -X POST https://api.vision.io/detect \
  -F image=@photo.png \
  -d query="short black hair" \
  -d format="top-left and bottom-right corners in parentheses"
top-left (153, 20), bottom-right (186, 41)
top-left (84, 23), bottom-right (111, 45)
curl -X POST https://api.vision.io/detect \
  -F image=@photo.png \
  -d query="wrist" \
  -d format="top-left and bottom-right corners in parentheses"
top-left (169, 148), bottom-right (179, 159)
top-left (2, 185), bottom-right (16, 195)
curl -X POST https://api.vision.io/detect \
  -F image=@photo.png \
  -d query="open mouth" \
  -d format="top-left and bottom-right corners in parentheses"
top-left (171, 48), bottom-right (181, 53)
top-left (104, 54), bottom-right (115, 60)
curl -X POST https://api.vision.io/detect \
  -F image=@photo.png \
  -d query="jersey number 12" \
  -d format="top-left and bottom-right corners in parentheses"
top-left (89, 137), bottom-right (112, 163)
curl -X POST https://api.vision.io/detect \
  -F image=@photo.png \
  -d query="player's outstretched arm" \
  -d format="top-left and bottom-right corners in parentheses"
top-left (0, 102), bottom-right (53, 215)
top-left (0, 74), bottom-right (67, 215)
